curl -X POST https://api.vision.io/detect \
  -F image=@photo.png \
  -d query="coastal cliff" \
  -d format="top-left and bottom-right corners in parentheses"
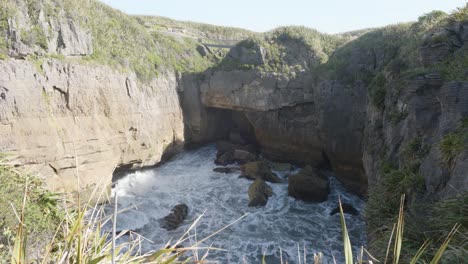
top-left (0, 0), bottom-right (467, 260)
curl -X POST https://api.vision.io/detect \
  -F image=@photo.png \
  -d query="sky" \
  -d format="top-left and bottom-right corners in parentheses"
top-left (101, 0), bottom-right (467, 33)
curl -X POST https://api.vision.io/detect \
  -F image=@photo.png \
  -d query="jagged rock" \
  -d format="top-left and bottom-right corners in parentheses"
top-left (228, 41), bottom-right (266, 66)
top-left (53, 18), bottom-right (93, 56)
top-left (248, 179), bottom-right (273, 207)
top-left (329, 203), bottom-right (359, 216)
top-left (213, 167), bottom-right (238, 174)
top-left (241, 161), bottom-right (283, 183)
top-left (160, 204), bottom-right (189, 231)
top-left (288, 166), bottom-right (329, 203)
top-left (233, 149), bottom-right (257, 164)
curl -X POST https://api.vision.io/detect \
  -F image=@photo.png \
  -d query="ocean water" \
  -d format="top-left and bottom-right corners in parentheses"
top-left (107, 145), bottom-right (366, 263)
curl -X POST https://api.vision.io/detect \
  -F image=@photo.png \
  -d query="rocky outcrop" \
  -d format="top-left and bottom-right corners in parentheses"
top-left (213, 167), bottom-right (239, 174)
top-left (200, 69), bottom-right (314, 111)
top-left (241, 161), bottom-right (283, 183)
top-left (177, 74), bottom-right (231, 145)
top-left (288, 166), bottom-right (330, 202)
top-left (214, 140), bottom-right (258, 165)
top-left (0, 59), bottom-right (185, 197)
top-left (160, 204), bottom-right (189, 230)
top-left (248, 179), bottom-right (273, 207)
top-left (199, 68), bottom-right (367, 194)
top-left (363, 77), bottom-right (468, 199)
top-left (194, 18), bottom-right (468, 199)
top-left (7, 0), bottom-right (93, 58)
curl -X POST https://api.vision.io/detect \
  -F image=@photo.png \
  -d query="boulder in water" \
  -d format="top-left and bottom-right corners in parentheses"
top-left (215, 151), bottom-right (235, 166)
top-left (241, 161), bottom-right (283, 183)
top-left (213, 167), bottom-right (239, 174)
top-left (233, 149), bottom-right (257, 164)
top-left (160, 204), bottom-right (189, 230)
top-left (215, 140), bottom-right (235, 157)
top-left (248, 179), bottom-right (273, 207)
top-left (288, 166), bottom-right (329, 202)
top-left (330, 203), bottom-right (359, 216)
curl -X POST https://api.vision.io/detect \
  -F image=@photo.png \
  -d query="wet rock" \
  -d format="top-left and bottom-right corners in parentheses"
top-left (160, 204), bottom-right (189, 231)
top-left (215, 140), bottom-right (235, 157)
top-left (330, 203), bottom-right (359, 216)
top-left (241, 161), bottom-right (283, 183)
top-left (288, 166), bottom-right (329, 203)
top-left (213, 167), bottom-right (239, 174)
top-left (215, 151), bottom-right (235, 166)
top-left (233, 149), bottom-right (257, 164)
top-left (215, 140), bottom-right (258, 165)
top-left (248, 179), bottom-right (273, 207)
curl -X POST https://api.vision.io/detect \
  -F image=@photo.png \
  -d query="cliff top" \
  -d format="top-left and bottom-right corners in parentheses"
top-left (0, 0), bottom-right (467, 83)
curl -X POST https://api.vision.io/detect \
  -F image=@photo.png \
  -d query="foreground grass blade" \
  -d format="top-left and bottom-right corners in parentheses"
top-left (339, 197), bottom-right (354, 264)
top-left (11, 181), bottom-right (28, 264)
top-left (409, 239), bottom-right (431, 264)
top-left (429, 224), bottom-right (461, 264)
top-left (392, 195), bottom-right (405, 264)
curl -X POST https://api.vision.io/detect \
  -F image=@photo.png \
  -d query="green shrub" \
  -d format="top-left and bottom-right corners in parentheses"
top-left (438, 132), bottom-right (466, 166)
top-left (0, 156), bottom-right (62, 262)
top-left (367, 165), bottom-right (425, 231)
top-left (417, 10), bottom-right (448, 30)
top-left (369, 73), bottom-right (387, 108)
top-left (436, 45), bottom-right (468, 81)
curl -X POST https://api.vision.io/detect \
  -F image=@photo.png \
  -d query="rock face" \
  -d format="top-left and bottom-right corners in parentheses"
top-left (160, 204), bottom-right (189, 230)
top-left (7, 0), bottom-right (93, 58)
top-left (200, 68), bottom-right (367, 194)
top-left (248, 179), bottom-right (273, 207)
top-left (195, 19), bottom-right (468, 199)
top-left (241, 161), bottom-right (283, 183)
top-left (364, 78), bottom-right (468, 199)
top-left (288, 166), bottom-right (330, 202)
top-left (0, 59), bottom-right (185, 197)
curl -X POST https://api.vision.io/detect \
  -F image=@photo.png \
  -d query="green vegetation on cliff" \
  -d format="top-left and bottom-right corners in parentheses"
top-left (438, 118), bottom-right (468, 166)
top-left (0, 0), bottom-right (255, 81)
top-left (60, 0), bottom-right (219, 80)
top-left (216, 26), bottom-right (348, 76)
top-left (135, 15), bottom-right (255, 41)
top-left (0, 157), bottom-right (199, 263)
top-left (0, 155), bottom-right (62, 262)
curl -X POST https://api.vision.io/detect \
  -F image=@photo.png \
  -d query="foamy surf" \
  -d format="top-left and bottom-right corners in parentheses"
top-left (106, 145), bottom-right (366, 263)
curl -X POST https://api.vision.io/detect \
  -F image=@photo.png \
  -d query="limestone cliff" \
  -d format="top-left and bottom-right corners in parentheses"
top-left (0, 0), bottom-right (249, 197)
top-left (0, 0), bottom-right (466, 219)
top-left (0, 59), bottom-right (184, 195)
top-left (196, 12), bottom-right (468, 199)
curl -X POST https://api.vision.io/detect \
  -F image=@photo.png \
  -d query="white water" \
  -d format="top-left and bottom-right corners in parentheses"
top-left (108, 145), bottom-right (366, 263)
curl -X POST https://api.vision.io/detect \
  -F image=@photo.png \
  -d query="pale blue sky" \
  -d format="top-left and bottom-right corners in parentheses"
top-left (101, 0), bottom-right (467, 33)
